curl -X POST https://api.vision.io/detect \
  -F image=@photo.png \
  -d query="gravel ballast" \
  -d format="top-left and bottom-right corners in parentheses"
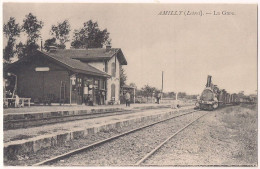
top-left (144, 105), bottom-right (257, 166)
top-left (52, 111), bottom-right (206, 166)
top-left (5, 108), bottom-right (194, 166)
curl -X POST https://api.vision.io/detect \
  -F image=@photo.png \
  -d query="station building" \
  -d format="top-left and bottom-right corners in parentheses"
top-left (5, 46), bottom-right (127, 105)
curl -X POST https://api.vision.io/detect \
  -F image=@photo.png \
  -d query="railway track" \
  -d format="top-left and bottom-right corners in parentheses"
top-left (33, 109), bottom-right (206, 166)
top-left (135, 112), bottom-right (208, 165)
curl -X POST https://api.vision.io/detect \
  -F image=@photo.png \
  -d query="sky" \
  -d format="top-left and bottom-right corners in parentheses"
top-left (3, 3), bottom-right (257, 95)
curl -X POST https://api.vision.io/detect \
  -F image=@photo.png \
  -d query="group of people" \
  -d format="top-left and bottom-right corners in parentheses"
top-left (84, 94), bottom-right (93, 106)
top-left (5, 90), bottom-right (20, 107)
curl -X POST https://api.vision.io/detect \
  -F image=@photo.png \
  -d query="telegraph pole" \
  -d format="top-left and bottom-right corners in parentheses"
top-left (161, 71), bottom-right (164, 100)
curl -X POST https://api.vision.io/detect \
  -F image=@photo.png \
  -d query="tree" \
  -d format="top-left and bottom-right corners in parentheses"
top-left (166, 92), bottom-right (176, 98)
top-left (44, 38), bottom-right (58, 51)
top-left (178, 92), bottom-right (187, 98)
top-left (141, 85), bottom-right (159, 102)
top-left (21, 13), bottom-right (43, 57)
top-left (3, 39), bottom-right (16, 62)
top-left (71, 20), bottom-right (110, 48)
top-left (120, 66), bottom-right (127, 87)
top-left (23, 13), bottom-right (43, 43)
top-left (238, 91), bottom-right (245, 98)
top-left (3, 17), bottom-right (21, 61)
top-left (50, 20), bottom-right (71, 49)
top-left (129, 83), bottom-right (137, 89)
top-left (16, 42), bottom-right (25, 59)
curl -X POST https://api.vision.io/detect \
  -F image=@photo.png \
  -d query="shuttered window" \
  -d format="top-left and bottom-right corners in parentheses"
top-left (111, 62), bottom-right (116, 77)
top-left (111, 84), bottom-right (115, 99)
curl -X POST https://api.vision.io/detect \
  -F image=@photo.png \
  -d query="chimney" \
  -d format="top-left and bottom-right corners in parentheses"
top-left (49, 46), bottom-right (57, 52)
top-left (206, 75), bottom-right (212, 87)
top-left (106, 45), bottom-right (111, 52)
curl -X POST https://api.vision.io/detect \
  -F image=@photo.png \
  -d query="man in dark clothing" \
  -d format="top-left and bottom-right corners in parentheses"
top-left (125, 92), bottom-right (130, 107)
top-left (157, 93), bottom-right (161, 104)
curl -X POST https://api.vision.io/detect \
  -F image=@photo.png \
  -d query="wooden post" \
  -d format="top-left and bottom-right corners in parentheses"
top-left (70, 78), bottom-right (72, 105)
top-left (134, 88), bottom-right (136, 104)
top-left (161, 71), bottom-right (164, 102)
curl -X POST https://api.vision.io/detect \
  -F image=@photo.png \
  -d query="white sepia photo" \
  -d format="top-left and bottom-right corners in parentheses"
top-left (2, 2), bottom-right (258, 167)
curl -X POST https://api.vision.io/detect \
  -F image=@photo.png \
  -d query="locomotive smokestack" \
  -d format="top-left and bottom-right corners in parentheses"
top-left (206, 75), bottom-right (212, 87)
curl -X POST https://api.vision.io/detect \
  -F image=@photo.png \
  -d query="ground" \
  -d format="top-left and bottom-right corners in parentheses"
top-left (146, 104), bottom-right (258, 166)
top-left (4, 104), bottom-right (258, 166)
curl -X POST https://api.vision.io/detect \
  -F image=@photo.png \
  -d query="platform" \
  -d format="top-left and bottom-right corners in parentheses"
top-left (4, 105), bottom-right (194, 160)
top-left (4, 103), bottom-right (177, 129)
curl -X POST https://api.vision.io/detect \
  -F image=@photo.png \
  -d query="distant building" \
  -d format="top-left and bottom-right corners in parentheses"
top-left (5, 46), bottom-right (127, 105)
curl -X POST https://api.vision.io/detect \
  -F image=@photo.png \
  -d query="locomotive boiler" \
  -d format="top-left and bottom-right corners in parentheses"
top-left (196, 75), bottom-right (220, 110)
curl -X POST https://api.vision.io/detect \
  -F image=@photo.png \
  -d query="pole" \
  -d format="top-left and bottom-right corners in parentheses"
top-left (162, 71), bottom-right (164, 92)
top-left (134, 88), bottom-right (136, 104)
top-left (70, 78), bottom-right (72, 105)
top-left (161, 71), bottom-right (164, 101)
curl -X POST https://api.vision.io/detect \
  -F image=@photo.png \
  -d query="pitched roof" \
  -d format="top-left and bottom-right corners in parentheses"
top-left (48, 48), bottom-right (127, 65)
top-left (38, 50), bottom-right (111, 78)
top-left (5, 47), bottom-right (127, 78)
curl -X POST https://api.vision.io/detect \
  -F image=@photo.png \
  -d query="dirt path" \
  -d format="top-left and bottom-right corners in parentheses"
top-left (145, 105), bottom-right (257, 166)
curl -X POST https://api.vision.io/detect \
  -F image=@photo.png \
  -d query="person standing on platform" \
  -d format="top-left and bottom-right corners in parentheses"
top-left (125, 91), bottom-right (131, 107)
top-left (157, 93), bottom-right (161, 104)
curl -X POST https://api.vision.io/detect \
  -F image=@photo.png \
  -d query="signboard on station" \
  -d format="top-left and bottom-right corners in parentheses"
top-left (35, 67), bottom-right (50, 72)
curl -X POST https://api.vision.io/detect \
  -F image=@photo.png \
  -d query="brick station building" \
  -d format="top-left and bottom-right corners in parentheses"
top-left (6, 46), bottom-right (127, 105)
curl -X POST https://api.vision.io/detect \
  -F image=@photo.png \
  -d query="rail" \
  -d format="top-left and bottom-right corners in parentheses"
top-left (135, 112), bottom-right (208, 165)
top-left (33, 109), bottom-right (199, 166)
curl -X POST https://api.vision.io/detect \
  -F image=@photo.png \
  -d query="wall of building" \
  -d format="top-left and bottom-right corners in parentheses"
top-left (106, 55), bottom-right (121, 104)
top-left (13, 55), bottom-right (70, 103)
top-left (8, 51), bottom-right (125, 105)
top-left (88, 62), bottom-right (105, 72)
top-left (87, 56), bottom-right (121, 104)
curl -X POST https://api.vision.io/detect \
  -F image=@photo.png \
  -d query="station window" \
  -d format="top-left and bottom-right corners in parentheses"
top-left (111, 84), bottom-right (115, 99)
top-left (111, 62), bottom-right (116, 77)
top-left (105, 61), bottom-right (108, 73)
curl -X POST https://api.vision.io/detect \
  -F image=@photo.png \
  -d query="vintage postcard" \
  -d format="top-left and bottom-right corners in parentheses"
top-left (2, 1), bottom-right (257, 167)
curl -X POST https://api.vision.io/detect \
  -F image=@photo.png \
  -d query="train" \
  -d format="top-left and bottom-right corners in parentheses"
top-left (195, 75), bottom-right (256, 110)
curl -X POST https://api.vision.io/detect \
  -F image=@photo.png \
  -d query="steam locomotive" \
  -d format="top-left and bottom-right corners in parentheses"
top-left (195, 75), bottom-right (240, 110)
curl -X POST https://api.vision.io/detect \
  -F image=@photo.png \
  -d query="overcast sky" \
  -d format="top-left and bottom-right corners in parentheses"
top-left (3, 3), bottom-right (257, 95)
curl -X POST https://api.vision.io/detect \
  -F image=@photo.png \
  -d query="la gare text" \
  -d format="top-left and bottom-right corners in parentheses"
top-left (158, 10), bottom-right (235, 16)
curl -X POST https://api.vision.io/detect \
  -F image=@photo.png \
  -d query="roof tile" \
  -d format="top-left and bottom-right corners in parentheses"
top-left (39, 50), bottom-right (110, 77)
